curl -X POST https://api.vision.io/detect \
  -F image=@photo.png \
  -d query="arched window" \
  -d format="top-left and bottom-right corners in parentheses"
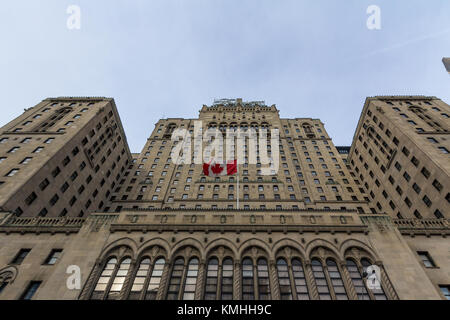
top-left (311, 259), bottom-right (331, 300)
top-left (276, 258), bottom-right (292, 300)
top-left (204, 258), bottom-right (219, 300)
top-left (257, 258), bottom-right (271, 300)
top-left (129, 258), bottom-right (150, 299)
top-left (326, 259), bottom-right (347, 300)
top-left (0, 281), bottom-right (7, 294)
top-left (242, 258), bottom-right (254, 300)
top-left (221, 258), bottom-right (234, 300)
top-left (346, 259), bottom-right (370, 300)
top-left (145, 258), bottom-right (166, 300)
top-left (107, 258), bottom-right (131, 299)
top-left (91, 257), bottom-right (117, 300)
top-left (182, 258), bottom-right (199, 300)
top-left (167, 257), bottom-right (184, 300)
top-left (292, 258), bottom-right (309, 300)
top-left (361, 259), bottom-right (387, 300)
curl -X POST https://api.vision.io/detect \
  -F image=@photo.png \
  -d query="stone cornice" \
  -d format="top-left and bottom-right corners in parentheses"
top-left (0, 214), bottom-right (86, 234)
top-left (110, 223), bottom-right (367, 234)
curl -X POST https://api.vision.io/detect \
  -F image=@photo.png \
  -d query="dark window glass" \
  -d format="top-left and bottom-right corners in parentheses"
top-left (312, 259), bottom-right (331, 300)
top-left (166, 258), bottom-right (184, 300)
top-left (20, 281), bottom-right (41, 300)
top-left (204, 258), bottom-right (219, 300)
top-left (221, 258), bottom-right (233, 300)
top-left (242, 258), bottom-right (254, 300)
top-left (11, 249), bottom-right (31, 265)
top-left (145, 258), bottom-right (165, 300)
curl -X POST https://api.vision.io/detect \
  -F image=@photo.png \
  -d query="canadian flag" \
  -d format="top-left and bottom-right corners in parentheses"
top-left (203, 159), bottom-right (237, 177)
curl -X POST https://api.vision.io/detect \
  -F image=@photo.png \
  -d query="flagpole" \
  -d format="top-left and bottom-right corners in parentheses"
top-left (236, 162), bottom-right (239, 209)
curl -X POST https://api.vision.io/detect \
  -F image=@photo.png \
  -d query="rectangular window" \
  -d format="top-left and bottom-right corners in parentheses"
top-left (20, 281), bottom-right (42, 300)
top-left (70, 171), bottom-right (78, 181)
top-left (393, 137), bottom-right (399, 146)
top-left (52, 167), bottom-right (61, 178)
top-left (432, 179), bottom-right (443, 192)
top-left (39, 178), bottom-right (50, 191)
top-left (11, 249), bottom-right (31, 264)
top-left (401, 147), bottom-right (410, 156)
top-left (44, 249), bottom-right (63, 265)
top-left (439, 285), bottom-right (450, 300)
top-left (412, 183), bottom-right (421, 194)
top-left (421, 167), bottom-right (430, 179)
top-left (25, 192), bottom-right (37, 205)
top-left (50, 194), bottom-right (59, 206)
top-left (20, 157), bottom-right (33, 165)
top-left (403, 172), bottom-right (411, 182)
top-left (404, 197), bottom-right (412, 208)
top-left (422, 195), bottom-right (432, 207)
top-left (6, 169), bottom-right (19, 177)
top-left (60, 182), bottom-right (69, 193)
top-left (69, 196), bottom-right (77, 206)
top-left (418, 252), bottom-right (436, 268)
top-left (62, 156), bottom-right (71, 166)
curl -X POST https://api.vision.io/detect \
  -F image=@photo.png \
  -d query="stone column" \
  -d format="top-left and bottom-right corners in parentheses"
top-left (253, 263), bottom-right (258, 299)
top-left (287, 260), bottom-right (297, 300)
top-left (304, 260), bottom-right (319, 300)
top-left (195, 260), bottom-right (206, 300)
top-left (118, 259), bottom-right (137, 300)
top-left (156, 262), bottom-right (171, 300)
top-left (78, 259), bottom-right (102, 300)
top-left (322, 265), bottom-right (334, 300)
top-left (377, 262), bottom-right (399, 300)
top-left (269, 260), bottom-right (280, 300)
top-left (217, 263), bottom-right (223, 300)
top-left (233, 260), bottom-right (241, 300)
top-left (339, 261), bottom-right (357, 300)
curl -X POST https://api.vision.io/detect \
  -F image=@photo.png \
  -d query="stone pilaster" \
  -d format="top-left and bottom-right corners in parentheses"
top-left (304, 260), bottom-right (319, 300)
top-left (118, 259), bottom-right (137, 300)
top-left (269, 260), bottom-right (280, 300)
top-left (339, 261), bottom-right (357, 300)
top-left (78, 259), bottom-right (102, 300)
top-left (233, 260), bottom-right (241, 300)
top-left (156, 262), bottom-right (171, 300)
top-left (195, 260), bottom-right (206, 300)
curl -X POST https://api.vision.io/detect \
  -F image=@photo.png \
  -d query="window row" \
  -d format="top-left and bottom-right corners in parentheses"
top-left (89, 255), bottom-right (388, 300)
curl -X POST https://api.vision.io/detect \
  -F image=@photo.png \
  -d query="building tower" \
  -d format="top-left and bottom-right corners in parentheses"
top-left (0, 97), bottom-right (131, 218)
top-left (0, 97), bottom-right (448, 300)
top-left (347, 95), bottom-right (449, 298)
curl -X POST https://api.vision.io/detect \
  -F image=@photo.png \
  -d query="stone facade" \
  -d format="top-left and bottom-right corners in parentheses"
top-left (0, 97), bottom-right (132, 218)
top-left (348, 96), bottom-right (450, 299)
top-left (0, 97), bottom-right (448, 300)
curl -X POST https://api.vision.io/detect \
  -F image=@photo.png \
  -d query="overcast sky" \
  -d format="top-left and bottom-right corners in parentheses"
top-left (1, 0), bottom-right (449, 152)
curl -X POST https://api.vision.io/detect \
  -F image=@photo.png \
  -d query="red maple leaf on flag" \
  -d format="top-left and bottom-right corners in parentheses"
top-left (211, 163), bottom-right (224, 174)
